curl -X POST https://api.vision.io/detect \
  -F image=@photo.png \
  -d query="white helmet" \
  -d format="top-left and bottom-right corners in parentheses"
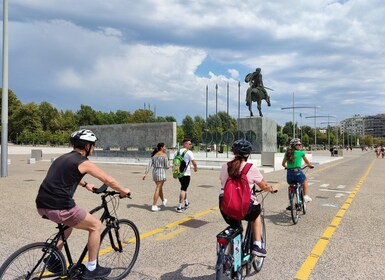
top-left (289, 138), bottom-right (302, 147)
top-left (70, 129), bottom-right (98, 144)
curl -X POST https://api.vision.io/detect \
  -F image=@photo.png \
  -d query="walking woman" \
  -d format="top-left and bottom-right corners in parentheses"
top-left (143, 143), bottom-right (170, 211)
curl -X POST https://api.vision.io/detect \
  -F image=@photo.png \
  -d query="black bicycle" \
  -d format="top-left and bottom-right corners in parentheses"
top-left (287, 166), bottom-right (311, 224)
top-left (215, 189), bottom-right (272, 280)
top-left (0, 184), bottom-right (140, 280)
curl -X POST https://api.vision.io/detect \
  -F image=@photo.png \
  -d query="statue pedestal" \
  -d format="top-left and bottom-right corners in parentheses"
top-left (237, 117), bottom-right (277, 153)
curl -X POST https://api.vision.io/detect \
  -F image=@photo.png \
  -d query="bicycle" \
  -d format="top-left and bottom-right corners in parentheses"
top-left (215, 189), bottom-right (273, 280)
top-left (287, 166), bottom-right (311, 224)
top-left (0, 184), bottom-right (140, 280)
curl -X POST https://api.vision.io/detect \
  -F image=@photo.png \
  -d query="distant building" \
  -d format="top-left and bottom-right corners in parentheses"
top-left (363, 114), bottom-right (385, 138)
top-left (339, 114), bottom-right (385, 138)
top-left (340, 114), bottom-right (364, 137)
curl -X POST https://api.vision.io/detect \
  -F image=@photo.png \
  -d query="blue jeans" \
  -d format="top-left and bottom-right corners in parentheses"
top-left (287, 169), bottom-right (306, 184)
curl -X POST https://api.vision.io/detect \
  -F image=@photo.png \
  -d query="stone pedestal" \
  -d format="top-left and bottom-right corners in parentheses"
top-left (237, 117), bottom-right (277, 153)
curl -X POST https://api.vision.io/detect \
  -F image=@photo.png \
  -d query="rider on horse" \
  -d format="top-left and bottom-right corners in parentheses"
top-left (245, 68), bottom-right (271, 107)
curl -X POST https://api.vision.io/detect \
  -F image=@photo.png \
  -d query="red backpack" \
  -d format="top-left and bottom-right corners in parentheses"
top-left (221, 163), bottom-right (252, 220)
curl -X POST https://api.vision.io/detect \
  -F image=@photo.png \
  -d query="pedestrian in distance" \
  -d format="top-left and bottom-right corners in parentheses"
top-left (142, 142), bottom-right (170, 212)
top-left (282, 138), bottom-right (314, 210)
top-left (174, 138), bottom-right (198, 213)
top-left (35, 129), bottom-right (131, 280)
top-left (219, 139), bottom-right (278, 256)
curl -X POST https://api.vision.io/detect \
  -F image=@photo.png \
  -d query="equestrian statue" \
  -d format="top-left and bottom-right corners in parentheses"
top-left (245, 68), bottom-right (273, 117)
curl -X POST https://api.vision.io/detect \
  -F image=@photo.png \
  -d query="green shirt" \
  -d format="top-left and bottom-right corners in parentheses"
top-left (286, 150), bottom-right (305, 169)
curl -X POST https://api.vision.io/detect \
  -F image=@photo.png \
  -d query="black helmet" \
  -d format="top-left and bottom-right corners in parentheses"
top-left (231, 139), bottom-right (252, 155)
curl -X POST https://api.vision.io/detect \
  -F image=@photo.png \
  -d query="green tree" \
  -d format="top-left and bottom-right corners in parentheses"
top-left (10, 103), bottom-right (42, 143)
top-left (129, 109), bottom-right (155, 123)
top-left (217, 111), bottom-right (237, 132)
top-left (181, 115), bottom-right (194, 141)
top-left (206, 114), bottom-right (222, 133)
top-left (76, 105), bottom-right (98, 126)
top-left (114, 110), bottom-right (131, 124)
top-left (193, 116), bottom-right (206, 144)
top-left (165, 116), bottom-right (177, 122)
top-left (277, 131), bottom-right (288, 148)
top-left (39, 101), bottom-right (60, 132)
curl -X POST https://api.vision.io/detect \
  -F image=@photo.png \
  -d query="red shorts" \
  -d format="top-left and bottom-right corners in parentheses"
top-left (37, 205), bottom-right (87, 227)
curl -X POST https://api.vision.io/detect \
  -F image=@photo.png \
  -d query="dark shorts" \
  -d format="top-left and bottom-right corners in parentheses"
top-left (37, 205), bottom-right (87, 227)
top-left (219, 196), bottom-right (261, 228)
top-left (178, 176), bottom-right (191, 191)
top-left (287, 169), bottom-right (306, 184)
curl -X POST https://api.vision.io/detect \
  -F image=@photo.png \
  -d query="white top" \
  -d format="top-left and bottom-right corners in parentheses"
top-left (174, 148), bottom-right (195, 176)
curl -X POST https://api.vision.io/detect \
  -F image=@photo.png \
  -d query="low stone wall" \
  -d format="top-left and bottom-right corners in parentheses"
top-left (81, 122), bottom-right (177, 150)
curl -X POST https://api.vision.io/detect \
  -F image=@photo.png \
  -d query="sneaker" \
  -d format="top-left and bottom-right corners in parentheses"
top-left (151, 205), bottom-right (160, 212)
top-left (176, 206), bottom-right (184, 213)
top-left (83, 265), bottom-right (111, 280)
top-left (252, 245), bottom-right (267, 257)
top-left (286, 205), bottom-right (292, 211)
top-left (162, 198), bottom-right (168, 206)
top-left (184, 201), bottom-right (190, 209)
top-left (304, 195), bottom-right (312, 203)
top-left (44, 255), bottom-right (62, 273)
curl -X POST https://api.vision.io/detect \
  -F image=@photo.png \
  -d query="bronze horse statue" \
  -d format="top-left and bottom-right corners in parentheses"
top-left (245, 86), bottom-right (271, 117)
top-left (245, 69), bottom-right (272, 117)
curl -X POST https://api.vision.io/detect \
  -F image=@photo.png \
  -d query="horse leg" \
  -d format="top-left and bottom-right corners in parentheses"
top-left (257, 100), bottom-right (263, 117)
top-left (248, 104), bottom-right (253, 116)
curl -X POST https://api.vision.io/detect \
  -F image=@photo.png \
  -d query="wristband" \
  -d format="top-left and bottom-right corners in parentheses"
top-left (83, 182), bottom-right (88, 188)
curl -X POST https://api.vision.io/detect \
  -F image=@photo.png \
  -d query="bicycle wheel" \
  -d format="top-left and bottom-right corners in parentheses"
top-left (300, 188), bottom-right (307, 215)
top-left (252, 215), bottom-right (266, 272)
top-left (0, 242), bottom-right (66, 279)
top-left (289, 189), bottom-right (299, 224)
top-left (215, 242), bottom-right (235, 280)
top-left (215, 244), bottom-right (225, 280)
top-left (98, 219), bottom-right (140, 280)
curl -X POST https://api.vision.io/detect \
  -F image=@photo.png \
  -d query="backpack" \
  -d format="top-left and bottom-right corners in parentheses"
top-left (172, 149), bottom-right (189, 179)
top-left (220, 163), bottom-right (252, 220)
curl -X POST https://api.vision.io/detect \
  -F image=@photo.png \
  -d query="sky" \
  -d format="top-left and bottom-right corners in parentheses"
top-left (1, 0), bottom-right (385, 127)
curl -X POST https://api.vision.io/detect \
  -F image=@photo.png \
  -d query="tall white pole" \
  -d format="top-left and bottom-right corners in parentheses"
top-left (1, 0), bottom-right (9, 177)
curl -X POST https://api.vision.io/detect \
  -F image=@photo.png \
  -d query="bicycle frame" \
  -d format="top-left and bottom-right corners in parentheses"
top-left (43, 185), bottom-right (123, 274)
top-left (216, 189), bottom-right (269, 279)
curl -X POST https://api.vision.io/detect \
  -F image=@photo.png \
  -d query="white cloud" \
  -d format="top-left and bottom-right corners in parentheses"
top-left (4, 0), bottom-right (385, 124)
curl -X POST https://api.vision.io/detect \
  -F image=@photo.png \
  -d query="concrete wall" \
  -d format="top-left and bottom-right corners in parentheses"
top-left (81, 122), bottom-right (177, 150)
top-left (237, 117), bottom-right (277, 153)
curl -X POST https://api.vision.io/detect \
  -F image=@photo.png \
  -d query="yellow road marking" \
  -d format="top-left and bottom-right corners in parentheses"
top-left (294, 159), bottom-right (375, 280)
top-left (156, 227), bottom-right (187, 240)
top-left (139, 207), bottom-right (219, 241)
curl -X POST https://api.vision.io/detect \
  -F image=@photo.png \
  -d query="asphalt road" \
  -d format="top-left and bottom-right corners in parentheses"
top-left (0, 148), bottom-right (383, 279)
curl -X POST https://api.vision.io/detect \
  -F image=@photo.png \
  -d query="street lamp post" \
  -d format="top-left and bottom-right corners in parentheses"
top-left (320, 119), bottom-right (338, 148)
top-left (281, 93), bottom-right (316, 139)
top-left (306, 111), bottom-right (335, 150)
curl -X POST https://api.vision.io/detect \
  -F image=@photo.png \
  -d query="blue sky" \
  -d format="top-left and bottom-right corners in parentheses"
top-left (1, 0), bottom-right (385, 127)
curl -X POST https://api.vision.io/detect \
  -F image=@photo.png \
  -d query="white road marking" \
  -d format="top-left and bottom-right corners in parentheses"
top-left (319, 189), bottom-right (351, 194)
top-left (320, 184), bottom-right (330, 188)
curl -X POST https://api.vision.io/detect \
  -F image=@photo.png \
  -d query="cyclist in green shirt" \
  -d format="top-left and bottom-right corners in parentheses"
top-left (282, 138), bottom-right (314, 209)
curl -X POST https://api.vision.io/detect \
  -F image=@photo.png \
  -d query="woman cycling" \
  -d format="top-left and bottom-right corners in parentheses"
top-left (281, 138), bottom-right (314, 209)
top-left (219, 140), bottom-right (277, 257)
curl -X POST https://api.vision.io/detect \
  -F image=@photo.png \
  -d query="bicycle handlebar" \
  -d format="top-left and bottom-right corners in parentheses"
top-left (285, 165), bottom-right (314, 170)
top-left (92, 184), bottom-right (132, 199)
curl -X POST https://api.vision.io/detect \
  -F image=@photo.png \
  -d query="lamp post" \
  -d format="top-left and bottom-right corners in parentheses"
top-left (306, 110), bottom-right (334, 151)
top-left (320, 119), bottom-right (338, 148)
top-left (281, 93), bottom-right (316, 138)
top-left (1, 0), bottom-right (9, 177)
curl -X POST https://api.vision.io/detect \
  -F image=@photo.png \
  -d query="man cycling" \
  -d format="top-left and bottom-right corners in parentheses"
top-left (36, 129), bottom-right (131, 279)
top-left (219, 140), bottom-right (277, 256)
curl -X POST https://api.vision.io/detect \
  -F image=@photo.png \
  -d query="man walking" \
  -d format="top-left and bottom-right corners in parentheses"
top-left (175, 138), bottom-right (198, 213)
